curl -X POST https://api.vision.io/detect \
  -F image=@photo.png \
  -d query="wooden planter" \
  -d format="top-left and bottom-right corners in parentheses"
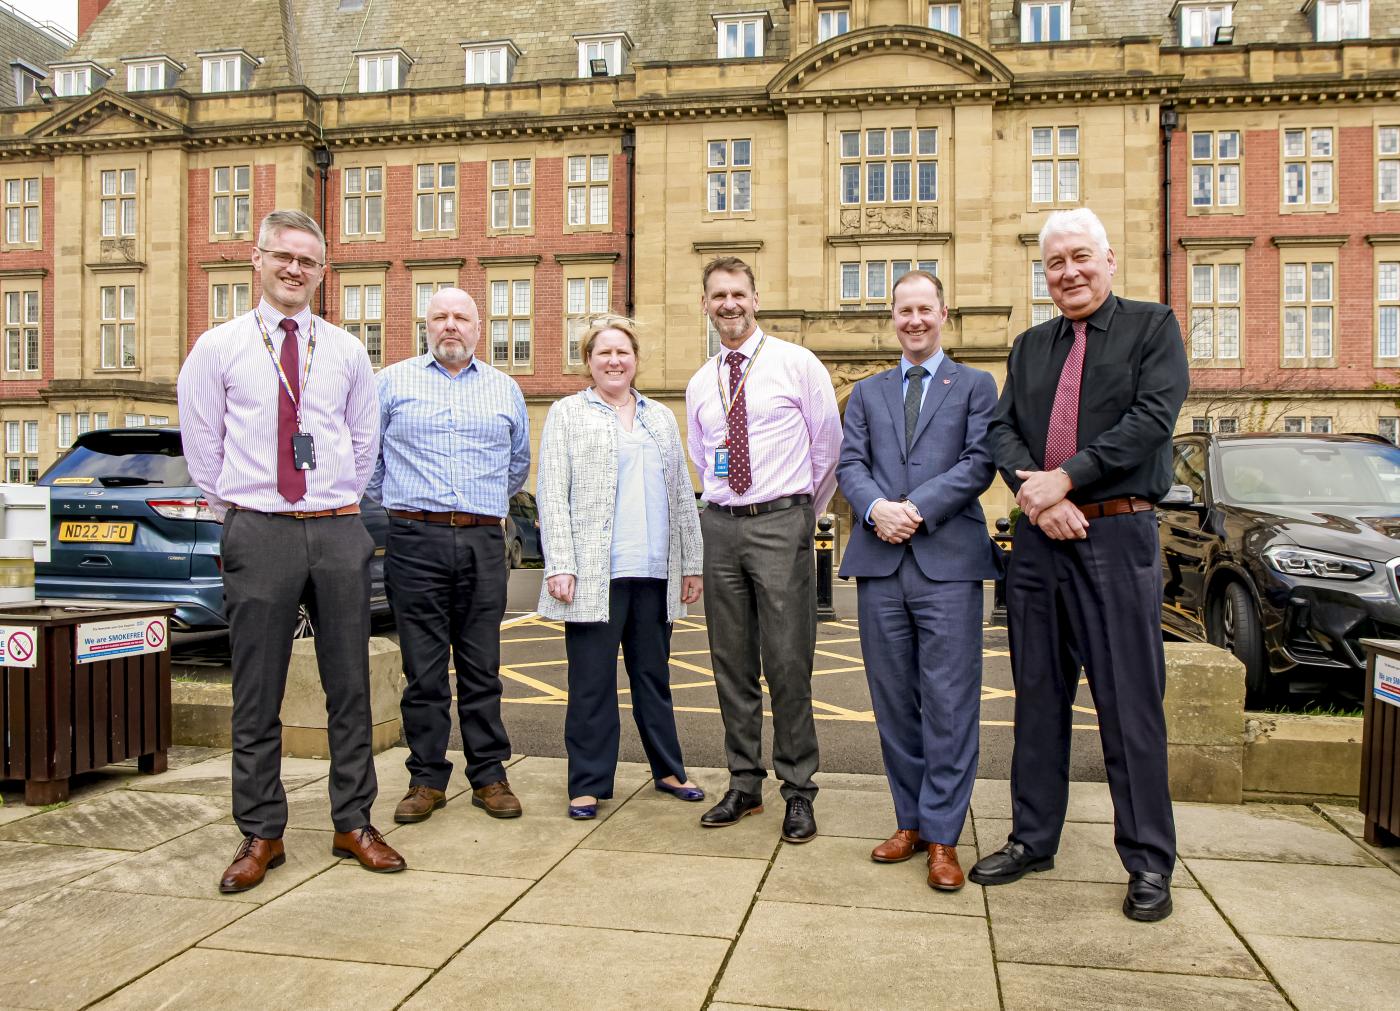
top-left (1361, 638), bottom-right (1400, 848)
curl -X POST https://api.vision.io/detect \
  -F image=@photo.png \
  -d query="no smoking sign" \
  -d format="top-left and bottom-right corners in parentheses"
top-left (0, 626), bottom-right (37, 668)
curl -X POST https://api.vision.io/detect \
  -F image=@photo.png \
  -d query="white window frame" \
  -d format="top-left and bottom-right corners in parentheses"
top-left (51, 62), bottom-right (104, 97)
top-left (839, 127), bottom-right (939, 208)
top-left (488, 159), bottom-right (532, 233)
top-left (840, 258), bottom-right (938, 310)
top-left (1311, 0), bottom-right (1368, 41)
top-left (463, 42), bottom-right (519, 85)
top-left (1031, 260), bottom-right (1059, 325)
top-left (565, 275), bottom-right (611, 366)
top-left (12, 64), bottom-right (42, 105)
top-left (488, 277), bottom-right (533, 369)
top-left (714, 13), bottom-right (769, 58)
top-left (1378, 125), bottom-right (1399, 205)
top-left (198, 50), bottom-right (258, 94)
top-left (3, 289), bottom-right (40, 373)
top-left (1282, 260), bottom-right (1335, 362)
top-left (1021, 0), bottom-right (1071, 42)
top-left (567, 154), bottom-right (611, 229)
top-left (99, 284), bottom-right (137, 370)
top-left (1177, 3), bottom-right (1233, 46)
top-left (575, 33), bottom-right (630, 77)
top-left (1188, 262), bottom-right (1242, 361)
top-left (3, 176), bottom-right (40, 246)
top-left (57, 413), bottom-right (73, 449)
top-left (100, 168), bottom-right (138, 239)
top-left (356, 49), bottom-right (410, 93)
top-left (817, 7), bottom-right (850, 41)
top-left (1282, 127), bottom-right (1334, 208)
top-left (707, 139), bottom-right (754, 214)
top-left (342, 166), bottom-right (384, 238)
top-left (1378, 260), bottom-right (1400, 359)
top-left (209, 277), bottom-right (251, 325)
top-left (416, 162), bottom-right (457, 236)
top-left (211, 165), bottom-right (251, 238)
top-left (1189, 130), bottom-right (1242, 209)
top-left (1030, 126), bottom-right (1080, 205)
top-left (122, 56), bottom-right (181, 92)
top-left (341, 281), bottom-right (384, 368)
top-left (928, 3), bottom-right (962, 35)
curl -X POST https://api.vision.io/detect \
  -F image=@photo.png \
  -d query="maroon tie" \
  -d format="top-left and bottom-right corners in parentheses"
top-left (1043, 319), bottom-right (1087, 471)
top-left (277, 317), bottom-right (306, 503)
top-left (725, 350), bottom-right (752, 496)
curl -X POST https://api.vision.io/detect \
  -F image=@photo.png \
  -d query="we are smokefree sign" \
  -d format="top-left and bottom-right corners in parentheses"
top-left (75, 617), bottom-right (168, 665)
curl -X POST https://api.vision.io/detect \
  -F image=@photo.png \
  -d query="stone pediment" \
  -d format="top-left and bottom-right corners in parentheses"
top-left (769, 27), bottom-right (1012, 98)
top-left (27, 92), bottom-right (188, 142)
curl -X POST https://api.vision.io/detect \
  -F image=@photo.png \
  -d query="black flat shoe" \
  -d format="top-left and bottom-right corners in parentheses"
top-left (1123, 870), bottom-right (1173, 922)
top-left (968, 841), bottom-right (1055, 885)
top-left (781, 796), bottom-right (817, 844)
top-left (700, 789), bottom-right (763, 827)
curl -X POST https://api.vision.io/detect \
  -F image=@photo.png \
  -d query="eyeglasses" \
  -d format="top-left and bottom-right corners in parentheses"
top-left (258, 247), bottom-right (324, 271)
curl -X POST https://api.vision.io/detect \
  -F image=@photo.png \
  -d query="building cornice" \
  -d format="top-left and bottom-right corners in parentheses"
top-left (1178, 236), bottom-right (1256, 249)
top-left (553, 252), bottom-right (621, 264)
top-left (403, 257), bottom-right (467, 269)
top-left (478, 254), bottom-right (542, 267)
top-left (828, 232), bottom-right (951, 248)
top-left (692, 240), bottom-right (764, 255)
top-left (1366, 234), bottom-right (1400, 246)
top-left (0, 267), bottom-right (48, 279)
top-left (1271, 234), bottom-right (1349, 247)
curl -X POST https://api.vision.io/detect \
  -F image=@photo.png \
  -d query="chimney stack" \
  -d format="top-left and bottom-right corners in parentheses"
top-left (77, 0), bottom-right (115, 39)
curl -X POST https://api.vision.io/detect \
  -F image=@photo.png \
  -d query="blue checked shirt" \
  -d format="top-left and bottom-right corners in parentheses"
top-left (367, 354), bottom-right (530, 516)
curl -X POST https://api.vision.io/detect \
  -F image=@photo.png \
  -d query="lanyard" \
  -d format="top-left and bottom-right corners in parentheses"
top-left (714, 334), bottom-right (767, 423)
top-left (253, 308), bottom-right (316, 427)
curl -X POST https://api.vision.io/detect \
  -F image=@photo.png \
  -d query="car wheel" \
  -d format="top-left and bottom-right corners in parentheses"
top-left (509, 539), bottom-right (523, 569)
top-left (292, 603), bottom-right (316, 640)
top-left (1210, 581), bottom-right (1275, 708)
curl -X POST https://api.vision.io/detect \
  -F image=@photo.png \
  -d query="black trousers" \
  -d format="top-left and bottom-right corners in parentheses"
top-left (386, 518), bottom-right (511, 791)
top-left (1005, 510), bottom-right (1177, 875)
top-left (222, 510), bottom-right (377, 837)
top-left (563, 578), bottom-right (687, 800)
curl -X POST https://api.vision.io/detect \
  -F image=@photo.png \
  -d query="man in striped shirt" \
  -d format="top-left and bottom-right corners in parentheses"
top-left (685, 256), bottom-right (842, 844)
top-left (367, 287), bottom-right (531, 824)
top-left (178, 209), bottom-right (405, 893)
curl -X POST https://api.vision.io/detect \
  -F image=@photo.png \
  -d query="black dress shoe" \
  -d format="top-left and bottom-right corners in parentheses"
top-left (700, 789), bottom-right (764, 827)
top-left (1123, 871), bottom-right (1173, 922)
top-left (781, 796), bottom-right (817, 844)
top-left (967, 840), bottom-right (1055, 885)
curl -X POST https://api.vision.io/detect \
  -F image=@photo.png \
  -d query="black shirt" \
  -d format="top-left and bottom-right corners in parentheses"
top-left (989, 294), bottom-right (1189, 503)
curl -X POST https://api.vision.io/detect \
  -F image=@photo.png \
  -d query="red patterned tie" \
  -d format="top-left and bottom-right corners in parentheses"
top-left (1042, 319), bottom-right (1086, 471)
top-left (725, 350), bottom-right (752, 496)
top-left (277, 317), bottom-right (306, 503)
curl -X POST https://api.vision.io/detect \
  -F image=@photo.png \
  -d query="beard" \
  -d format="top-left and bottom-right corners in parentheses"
top-left (431, 339), bottom-right (472, 366)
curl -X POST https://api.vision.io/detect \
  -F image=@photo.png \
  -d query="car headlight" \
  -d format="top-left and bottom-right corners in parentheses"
top-left (1262, 545), bottom-right (1373, 580)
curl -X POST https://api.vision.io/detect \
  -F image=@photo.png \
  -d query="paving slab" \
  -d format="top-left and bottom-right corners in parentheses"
top-left (715, 900), bottom-right (999, 1009)
top-left (997, 963), bottom-right (1288, 1010)
top-left (0, 841), bottom-right (129, 912)
top-left (1315, 803), bottom-right (1400, 874)
top-left (978, 818), bottom-right (1198, 888)
top-left (0, 886), bottom-right (245, 1011)
top-left (984, 879), bottom-right (1264, 979)
top-left (1175, 802), bottom-right (1377, 866)
top-left (392, 758), bottom-right (647, 879)
top-left (971, 778), bottom-right (1115, 824)
top-left (1187, 859), bottom-right (1400, 942)
top-left (272, 748), bottom-right (469, 833)
top-left (0, 789), bottom-right (225, 850)
top-left (579, 767), bottom-right (782, 859)
top-left (115, 745), bottom-right (230, 770)
top-left (812, 770), bottom-right (891, 793)
top-left (402, 920), bottom-right (729, 1011)
top-left (201, 864), bottom-right (529, 967)
top-left (505, 847), bottom-right (765, 938)
top-left (125, 753), bottom-right (329, 797)
top-left (761, 833), bottom-right (984, 917)
top-left (1248, 935), bottom-right (1400, 1011)
top-left (70, 824), bottom-right (338, 904)
top-left (89, 947), bottom-right (429, 1011)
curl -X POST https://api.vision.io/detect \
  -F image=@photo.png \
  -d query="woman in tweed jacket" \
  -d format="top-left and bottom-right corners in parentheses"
top-left (536, 317), bottom-right (706, 819)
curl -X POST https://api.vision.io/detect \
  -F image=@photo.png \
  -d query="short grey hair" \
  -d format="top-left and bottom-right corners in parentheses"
top-left (257, 209), bottom-right (326, 255)
top-left (1039, 208), bottom-right (1111, 256)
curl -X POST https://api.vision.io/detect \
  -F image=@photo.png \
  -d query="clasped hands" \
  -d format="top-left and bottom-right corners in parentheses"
top-left (870, 498), bottom-right (923, 544)
top-left (1014, 468), bottom-right (1088, 541)
top-left (546, 573), bottom-right (703, 605)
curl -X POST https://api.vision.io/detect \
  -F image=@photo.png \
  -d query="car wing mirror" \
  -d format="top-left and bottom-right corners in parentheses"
top-left (1158, 484), bottom-right (1203, 509)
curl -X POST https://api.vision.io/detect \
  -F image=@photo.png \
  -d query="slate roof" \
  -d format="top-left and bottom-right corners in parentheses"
top-left (0, 3), bottom-right (73, 105)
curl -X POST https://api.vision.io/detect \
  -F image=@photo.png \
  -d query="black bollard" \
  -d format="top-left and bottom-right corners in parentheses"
top-left (992, 516), bottom-right (1012, 617)
top-left (815, 514), bottom-right (837, 620)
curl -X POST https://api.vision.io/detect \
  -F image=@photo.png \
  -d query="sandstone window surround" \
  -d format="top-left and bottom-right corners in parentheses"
top-left (1030, 125), bottom-right (1079, 205)
top-left (1189, 262), bottom-right (1242, 362)
top-left (1281, 126), bottom-right (1335, 211)
top-left (3, 176), bottom-right (40, 247)
top-left (1189, 129), bottom-right (1242, 212)
top-left (342, 165), bottom-right (384, 239)
top-left (210, 164), bottom-right (251, 239)
top-left (707, 139), bottom-right (754, 215)
top-left (98, 283), bottom-right (137, 370)
top-left (489, 158), bottom-right (532, 234)
top-left (840, 257), bottom-right (938, 311)
top-left (566, 154), bottom-right (611, 231)
top-left (462, 41), bottom-right (519, 86)
top-left (483, 256), bottom-right (539, 373)
top-left (1378, 125), bottom-right (1399, 207)
top-left (100, 168), bottom-right (137, 239)
top-left (564, 275), bottom-right (611, 366)
top-left (1281, 258), bottom-right (1337, 365)
top-left (839, 127), bottom-right (938, 210)
top-left (1030, 259), bottom-right (1059, 325)
top-left (341, 278), bottom-right (385, 368)
top-left (208, 276), bottom-right (251, 326)
top-left (416, 161), bottom-right (457, 237)
top-left (1377, 260), bottom-right (1400, 360)
top-left (2, 288), bottom-right (39, 374)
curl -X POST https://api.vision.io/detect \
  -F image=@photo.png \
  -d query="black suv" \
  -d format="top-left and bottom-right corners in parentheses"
top-left (1157, 432), bottom-right (1400, 706)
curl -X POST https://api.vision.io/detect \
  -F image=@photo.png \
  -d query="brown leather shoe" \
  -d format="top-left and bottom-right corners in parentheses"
top-left (471, 779), bottom-right (523, 819)
top-left (871, 829), bottom-right (929, 864)
top-left (927, 843), bottom-right (965, 892)
top-left (394, 785), bottom-right (447, 824)
top-left (331, 825), bottom-right (407, 873)
top-left (219, 835), bottom-right (285, 894)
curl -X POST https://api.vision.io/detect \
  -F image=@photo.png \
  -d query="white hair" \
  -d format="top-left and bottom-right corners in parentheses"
top-left (1039, 208), bottom-right (1111, 256)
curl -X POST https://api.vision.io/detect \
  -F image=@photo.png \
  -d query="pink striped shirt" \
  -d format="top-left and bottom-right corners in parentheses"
top-left (685, 328), bottom-right (842, 511)
top-left (176, 301), bottom-right (380, 520)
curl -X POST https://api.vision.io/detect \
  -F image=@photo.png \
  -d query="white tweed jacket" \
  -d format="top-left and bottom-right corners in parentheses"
top-left (536, 389), bottom-right (703, 623)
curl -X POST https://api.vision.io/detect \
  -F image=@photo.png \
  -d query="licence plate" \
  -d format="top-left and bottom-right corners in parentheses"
top-left (58, 520), bottom-right (136, 544)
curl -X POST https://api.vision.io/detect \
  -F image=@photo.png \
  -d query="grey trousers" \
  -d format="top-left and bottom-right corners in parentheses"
top-left (222, 509), bottom-right (378, 838)
top-left (700, 502), bottom-right (819, 802)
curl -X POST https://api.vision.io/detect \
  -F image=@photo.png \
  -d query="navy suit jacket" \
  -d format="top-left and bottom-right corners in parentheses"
top-left (837, 355), bottom-right (1000, 582)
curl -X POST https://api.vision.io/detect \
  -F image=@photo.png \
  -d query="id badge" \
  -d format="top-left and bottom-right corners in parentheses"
top-left (291, 431), bottom-right (317, 471)
top-left (714, 445), bottom-right (730, 478)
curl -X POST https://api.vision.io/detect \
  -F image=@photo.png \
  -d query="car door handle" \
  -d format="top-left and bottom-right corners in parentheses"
top-left (79, 555), bottom-right (112, 568)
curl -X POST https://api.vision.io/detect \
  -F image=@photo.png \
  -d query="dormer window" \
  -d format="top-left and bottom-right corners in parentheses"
top-left (198, 50), bottom-right (259, 93)
top-left (122, 56), bottom-right (183, 92)
top-left (929, 3), bottom-right (962, 35)
top-left (1173, 2), bottom-right (1233, 46)
top-left (714, 12), bottom-right (771, 58)
top-left (356, 49), bottom-right (411, 92)
top-left (817, 6), bottom-right (849, 41)
top-left (1019, 0), bottom-right (1071, 41)
top-left (10, 62), bottom-right (43, 104)
top-left (1305, 0), bottom-right (1367, 40)
top-left (462, 41), bottom-right (520, 85)
top-left (50, 61), bottom-right (109, 97)
top-left (575, 33), bottom-right (631, 78)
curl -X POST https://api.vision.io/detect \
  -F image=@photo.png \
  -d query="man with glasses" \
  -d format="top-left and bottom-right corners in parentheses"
top-left (179, 209), bottom-right (406, 893)
top-left (368, 287), bottom-right (530, 824)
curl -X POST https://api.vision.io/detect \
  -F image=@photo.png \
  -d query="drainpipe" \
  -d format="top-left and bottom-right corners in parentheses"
top-left (1160, 106), bottom-right (1178, 307)
top-left (313, 145), bottom-right (332, 317)
top-left (621, 130), bottom-right (636, 318)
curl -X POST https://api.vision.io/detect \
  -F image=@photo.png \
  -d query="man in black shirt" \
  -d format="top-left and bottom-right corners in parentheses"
top-left (971, 208), bottom-right (1189, 922)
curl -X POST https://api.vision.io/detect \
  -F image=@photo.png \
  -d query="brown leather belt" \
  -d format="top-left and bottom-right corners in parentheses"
top-left (389, 508), bottom-right (502, 527)
top-left (239, 504), bottom-right (361, 519)
top-left (1077, 496), bottom-right (1153, 520)
top-left (716, 494), bottom-right (812, 517)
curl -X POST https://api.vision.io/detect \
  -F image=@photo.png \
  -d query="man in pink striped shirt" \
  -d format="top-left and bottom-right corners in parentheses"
top-left (178, 209), bottom-right (405, 894)
top-left (685, 256), bottom-right (841, 844)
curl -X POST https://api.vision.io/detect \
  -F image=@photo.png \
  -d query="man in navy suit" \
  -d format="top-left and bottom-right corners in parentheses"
top-left (836, 271), bottom-right (999, 892)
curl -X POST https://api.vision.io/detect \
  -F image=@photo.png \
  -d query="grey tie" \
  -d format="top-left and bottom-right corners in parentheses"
top-left (904, 364), bottom-right (927, 449)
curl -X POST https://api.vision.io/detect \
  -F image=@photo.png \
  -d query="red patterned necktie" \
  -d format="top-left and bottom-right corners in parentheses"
top-left (277, 317), bottom-right (306, 503)
top-left (725, 350), bottom-right (752, 496)
top-left (1042, 319), bottom-right (1087, 471)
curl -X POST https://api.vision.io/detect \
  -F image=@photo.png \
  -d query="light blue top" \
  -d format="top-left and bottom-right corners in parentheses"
top-left (367, 354), bottom-right (530, 515)
top-left (586, 387), bottom-right (669, 579)
top-left (865, 349), bottom-right (947, 524)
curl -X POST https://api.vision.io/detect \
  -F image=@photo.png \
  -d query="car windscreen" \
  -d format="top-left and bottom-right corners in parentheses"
top-left (39, 431), bottom-right (193, 488)
top-left (1218, 442), bottom-right (1400, 506)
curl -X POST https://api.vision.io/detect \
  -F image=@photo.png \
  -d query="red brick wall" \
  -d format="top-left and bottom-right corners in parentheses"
top-left (184, 163), bottom-right (276, 349)
top-left (0, 176), bottom-right (56, 401)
